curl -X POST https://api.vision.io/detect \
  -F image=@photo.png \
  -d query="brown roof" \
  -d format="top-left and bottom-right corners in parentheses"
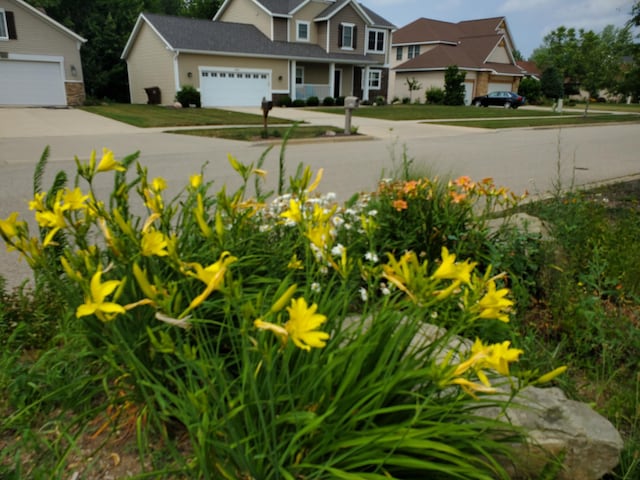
top-left (517, 60), bottom-right (542, 77)
top-left (393, 16), bottom-right (521, 76)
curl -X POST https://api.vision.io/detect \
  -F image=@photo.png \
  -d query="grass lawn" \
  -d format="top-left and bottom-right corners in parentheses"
top-left (81, 104), bottom-right (291, 128)
top-left (573, 102), bottom-right (640, 113)
top-left (431, 114), bottom-right (640, 129)
top-left (313, 104), bottom-right (564, 120)
top-left (168, 125), bottom-right (346, 141)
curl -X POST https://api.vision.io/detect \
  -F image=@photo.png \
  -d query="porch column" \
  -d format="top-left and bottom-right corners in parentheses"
top-left (290, 60), bottom-right (297, 101)
top-left (362, 65), bottom-right (370, 102)
top-left (329, 62), bottom-right (335, 98)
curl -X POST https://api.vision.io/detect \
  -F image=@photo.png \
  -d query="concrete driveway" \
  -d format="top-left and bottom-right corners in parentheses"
top-left (1, 106), bottom-right (640, 288)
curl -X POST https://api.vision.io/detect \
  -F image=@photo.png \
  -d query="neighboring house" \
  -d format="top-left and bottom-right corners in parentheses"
top-left (0, 0), bottom-right (86, 106)
top-left (390, 17), bottom-right (523, 105)
top-left (121, 0), bottom-right (395, 107)
top-left (517, 60), bottom-right (541, 80)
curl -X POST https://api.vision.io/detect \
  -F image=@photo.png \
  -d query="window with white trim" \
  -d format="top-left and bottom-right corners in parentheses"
top-left (407, 45), bottom-right (420, 59)
top-left (368, 69), bottom-right (381, 90)
top-left (295, 66), bottom-right (304, 85)
top-left (396, 46), bottom-right (403, 61)
top-left (296, 20), bottom-right (309, 41)
top-left (367, 29), bottom-right (385, 53)
top-left (340, 23), bottom-right (355, 49)
top-left (0, 9), bottom-right (8, 40)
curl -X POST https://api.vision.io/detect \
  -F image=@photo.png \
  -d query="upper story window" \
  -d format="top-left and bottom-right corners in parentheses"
top-left (296, 20), bottom-right (309, 42)
top-left (0, 9), bottom-right (16, 41)
top-left (407, 45), bottom-right (421, 59)
top-left (367, 29), bottom-right (385, 53)
top-left (396, 46), bottom-right (403, 61)
top-left (339, 23), bottom-right (356, 50)
top-left (0, 9), bottom-right (8, 40)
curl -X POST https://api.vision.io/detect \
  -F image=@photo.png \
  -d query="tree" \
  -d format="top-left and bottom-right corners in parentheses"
top-left (632, 0), bottom-right (640, 26)
top-left (443, 65), bottom-right (466, 106)
top-left (540, 67), bottom-right (564, 100)
top-left (27, 0), bottom-right (223, 102)
top-left (512, 49), bottom-right (524, 62)
top-left (517, 77), bottom-right (542, 104)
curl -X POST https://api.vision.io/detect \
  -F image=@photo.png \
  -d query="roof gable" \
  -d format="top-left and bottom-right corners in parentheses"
top-left (122, 12), bottom-right (378, 64)
top-left (8, 0), bottom-right (86, 43)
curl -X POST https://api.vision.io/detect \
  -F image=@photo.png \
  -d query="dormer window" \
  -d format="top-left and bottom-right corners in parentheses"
top-left (339, 23), bottom-right (356, 50)
top-left (296, 20), bottom-right (310, 42)
top-left (407, 45), bottom-right (420, 59)
top-left (367, 29), bottom-right (385, 53)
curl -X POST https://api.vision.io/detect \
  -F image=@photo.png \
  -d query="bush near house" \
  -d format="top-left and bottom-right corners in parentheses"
top-left (425, 87), bottom-right (445, 105)
top-left (175, 85), bottom-right (201, 108)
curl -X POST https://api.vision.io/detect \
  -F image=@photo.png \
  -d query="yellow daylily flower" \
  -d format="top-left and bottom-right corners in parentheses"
top-left (281, 198), bottom-right (303, 224)
top-left (190, 174), bottom-right (202, 189)
top-left (181, 252), bottom-right (238, 316)
top-left (535, 365), bottom-right (568, 384)
top-left (62, 187), bottom-right (89, 211)
top-left (475, 280), bottom-right (514, 322)
top-left (255, 297), bottom-right (330, 351)
top-left (96, 148), bottom-right (125, 172)
top-left (151, 177), bottom-right (167, 192)
top-left (285, 297), bottom-right (330, 351)
top-left (76, 269), bottom-right (126, 322)
top-left (140, 229), bottom-right (169, 257)
top-left (0, 212), bottom-right (23, 240)
top-left (431, 247), bottom-right (476, 285)
top-left (29, 192), bottom-right (47, 212)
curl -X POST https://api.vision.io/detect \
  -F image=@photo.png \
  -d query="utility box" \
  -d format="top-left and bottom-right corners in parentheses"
top-left (344, 96), bottom-right (360, 110)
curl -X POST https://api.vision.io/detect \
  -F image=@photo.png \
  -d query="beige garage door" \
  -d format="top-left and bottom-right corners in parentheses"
top-left (0, 57), bottom-right (66, 106)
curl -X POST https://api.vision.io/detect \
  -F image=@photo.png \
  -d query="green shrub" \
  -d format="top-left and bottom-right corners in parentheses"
top-left (322, 96), bottom-right (336, 106)
top-left (518, 77), bottom-right (542, 104)
top-left (335, 96), bottom-right (345, 106)
top-left (175, 85), bottom-right (201, 108)
top-left (292, 99), bottom-right (306, 107)
top-left (444, 65), bottom-right (466, 106)
top-left (306, 96), bottom-right (320, 106)
top-left (402, 97), bottom-right (411, 104)
top-left (374, 95), bottom-right (386, 105)
top-left (279, 95), bottom-right (292, 107)
top-left (425, 87), bottom-right (445, 104)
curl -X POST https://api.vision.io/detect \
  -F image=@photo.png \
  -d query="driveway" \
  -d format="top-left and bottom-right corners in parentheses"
top-left (1, 106), bottom-right (640, 288)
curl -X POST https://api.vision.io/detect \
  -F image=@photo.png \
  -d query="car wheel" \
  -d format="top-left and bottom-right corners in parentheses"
top-left (503, 102), bottom-right (512, 109)
top-left (474, 100), bottom-right (482, 107)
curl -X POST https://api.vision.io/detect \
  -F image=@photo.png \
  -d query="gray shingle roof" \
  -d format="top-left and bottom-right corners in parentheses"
top-left (254, 0), bottom-right (306, 16)
top-left (140, 13), bottom-right (375, 63)
top-left (315, 0), bottom-right (394, 28)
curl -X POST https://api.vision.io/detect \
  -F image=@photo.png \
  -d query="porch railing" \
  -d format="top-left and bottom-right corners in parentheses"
top-left (295, 84), bottom-right (331, 100)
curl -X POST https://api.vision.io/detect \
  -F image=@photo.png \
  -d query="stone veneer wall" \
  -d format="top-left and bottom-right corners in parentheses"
top-left (65, 82), bottom-right (86, 106)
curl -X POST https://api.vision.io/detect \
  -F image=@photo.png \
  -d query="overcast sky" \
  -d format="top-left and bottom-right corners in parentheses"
top-left (364, 0), bottom-right (637, 58)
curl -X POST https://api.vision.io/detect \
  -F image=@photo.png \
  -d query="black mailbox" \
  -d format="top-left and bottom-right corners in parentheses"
top-left (262, 99), bottom-right (273, 111)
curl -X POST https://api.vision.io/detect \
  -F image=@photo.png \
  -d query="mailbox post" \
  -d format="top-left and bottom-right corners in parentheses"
top-left (344, 96), bottom-right (359, 135)
top-left (261, 97), bottom-right (273, 130)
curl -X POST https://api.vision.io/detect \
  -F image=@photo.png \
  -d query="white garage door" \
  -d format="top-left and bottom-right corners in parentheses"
top-left (199, 68), bottom-right (271, 107)
top-left (0, 57), bottom-right (67, 106)
top-left (488, 82), bottom-right (513, 94)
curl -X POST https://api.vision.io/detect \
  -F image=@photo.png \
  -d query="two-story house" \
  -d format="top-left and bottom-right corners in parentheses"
top-left (122, 0), bottom-right (395, 107)
top-left (390, 17), bottom-right (523, 105)
top-left (0, 0), bottom-right (86, 106)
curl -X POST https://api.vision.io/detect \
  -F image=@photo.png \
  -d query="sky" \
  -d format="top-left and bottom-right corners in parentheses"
top-left (364, 0), bottom-right (637, 58)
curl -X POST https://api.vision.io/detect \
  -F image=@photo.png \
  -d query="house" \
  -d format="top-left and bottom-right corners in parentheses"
top-left (390, 17), bottom-right (523, 105)
top-left (0, 0), bottom-right (86, 106)
top-left (517, 60), bottom-right (541, 80)
top-left (121, 0), bottom-right (395, 107)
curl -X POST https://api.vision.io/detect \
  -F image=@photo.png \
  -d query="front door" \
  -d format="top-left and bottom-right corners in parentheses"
top-left (333, 69), bottom-right (342, 97)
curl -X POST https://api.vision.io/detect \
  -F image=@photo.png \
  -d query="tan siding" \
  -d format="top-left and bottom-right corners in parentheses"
top-left (317, 22), bottom-right (327, 51)
top-left (290, 1), bottom-right (326, 44)
top-left (178, 54), bottom-right (289, 93)
top-left (328, 5), bottom-right (365, 55)
top-left (487, 44), bottom-right (510, 63)
top-left (297, 62), bottom-right (328, 84)
top-left (218, 0), bottom-right (271, 38)
top-left (0, 0), bottom-right (83, 81)
top-left (273, 17), bottom-right (287, 41)
top-left (126, 22), bottom-right (175, 104)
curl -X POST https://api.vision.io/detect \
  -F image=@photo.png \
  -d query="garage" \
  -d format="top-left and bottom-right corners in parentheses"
top-left (0, 55), bottom-right (67, 106)
top-left (488, 81), bottom-right (514, 94)
top-left (199, 67), bottom-right (271, 107)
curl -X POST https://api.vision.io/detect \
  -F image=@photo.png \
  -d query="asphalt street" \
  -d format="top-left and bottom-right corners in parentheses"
top-left (1, 106), bottom-right (639, 288)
